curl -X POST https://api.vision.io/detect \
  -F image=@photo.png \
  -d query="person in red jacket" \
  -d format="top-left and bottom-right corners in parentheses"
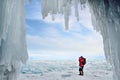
top-left (79, 56), bottom-right (86, 75)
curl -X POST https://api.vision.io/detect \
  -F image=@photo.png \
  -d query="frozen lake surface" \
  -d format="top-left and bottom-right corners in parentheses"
top-left (20, 60), bottom-right (113, 80)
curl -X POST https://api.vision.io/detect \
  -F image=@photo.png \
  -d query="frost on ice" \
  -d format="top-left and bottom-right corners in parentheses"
top-left (0, 0), bottom-right (28, 80)
top-left (41, 0), bottom-right (120, 80)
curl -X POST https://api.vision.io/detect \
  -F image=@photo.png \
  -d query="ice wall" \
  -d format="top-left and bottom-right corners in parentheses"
top-left (41, 0), bottom-right (120, 80)
top-left (88, 0), bottom-right (120, 80)
top-left (0, 0), bottom-right (28, 80)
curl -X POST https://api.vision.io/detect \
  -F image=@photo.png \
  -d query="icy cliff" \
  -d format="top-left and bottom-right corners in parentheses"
top-left (0, 0), bottom-right (28, 80)
top-left (41, 0), bottom-right (120, 80)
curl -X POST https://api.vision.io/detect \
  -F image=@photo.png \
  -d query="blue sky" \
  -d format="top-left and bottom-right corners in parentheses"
top-left (25, 0), bottom-right (105, 60)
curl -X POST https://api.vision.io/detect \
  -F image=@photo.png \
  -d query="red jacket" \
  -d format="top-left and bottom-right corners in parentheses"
top-left (79, 57), bottom-right (86, 67)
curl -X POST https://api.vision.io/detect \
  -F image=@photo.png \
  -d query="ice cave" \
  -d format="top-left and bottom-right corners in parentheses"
top-left (0, 0), bottom-right (120, 80)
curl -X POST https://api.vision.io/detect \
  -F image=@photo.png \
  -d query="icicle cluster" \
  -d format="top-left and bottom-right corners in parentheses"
top-left (41, 0), bottom-right (120, 80)
top-left (0, 0), bottom-right (28, 80)
top-left (41, 0), bottom-right (87, 30)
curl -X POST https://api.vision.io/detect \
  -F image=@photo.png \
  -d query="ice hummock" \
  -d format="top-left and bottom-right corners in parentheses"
top-left (20, 60), bottom-right (112, 80)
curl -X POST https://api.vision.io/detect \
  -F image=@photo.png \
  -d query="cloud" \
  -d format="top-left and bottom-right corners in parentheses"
top-left (26, 26), bottom-right (104, 60)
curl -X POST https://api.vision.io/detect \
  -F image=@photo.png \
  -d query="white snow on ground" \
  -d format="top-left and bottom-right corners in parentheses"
top-left (20, 60), bottom-right (113, 80)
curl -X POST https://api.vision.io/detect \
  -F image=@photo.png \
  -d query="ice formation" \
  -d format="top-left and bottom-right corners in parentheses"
top-left (41, 0), bottom-right (87, 30)
top-left (0, 0), bottom-right (120, 80)
top-left (0, 0), bottom-right (28, 80)
top-left (41, 0), bottom-right (120, 80)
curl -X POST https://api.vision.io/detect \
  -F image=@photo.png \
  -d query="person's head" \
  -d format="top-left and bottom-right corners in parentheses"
top-left (79, 56), bottom-right (83, 59)
top-left (81, 56), bottom-right (83, 58)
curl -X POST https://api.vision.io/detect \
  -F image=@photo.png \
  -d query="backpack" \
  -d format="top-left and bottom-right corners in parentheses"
top-left (84, 58), bottom-right (86, 65)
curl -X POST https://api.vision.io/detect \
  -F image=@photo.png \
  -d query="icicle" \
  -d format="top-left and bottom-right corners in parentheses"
top-left (63, 2), bottom-right (71, 30)
top-left (74, 0), bottom-right (79, 21)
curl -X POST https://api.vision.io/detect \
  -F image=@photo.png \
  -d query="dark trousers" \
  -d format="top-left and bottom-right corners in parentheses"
top-left (79, 66), bottom-right (84, 75)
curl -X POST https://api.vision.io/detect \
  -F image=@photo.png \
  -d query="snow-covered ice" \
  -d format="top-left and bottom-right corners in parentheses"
top-left (20, 60), bottom-right (112, 80)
